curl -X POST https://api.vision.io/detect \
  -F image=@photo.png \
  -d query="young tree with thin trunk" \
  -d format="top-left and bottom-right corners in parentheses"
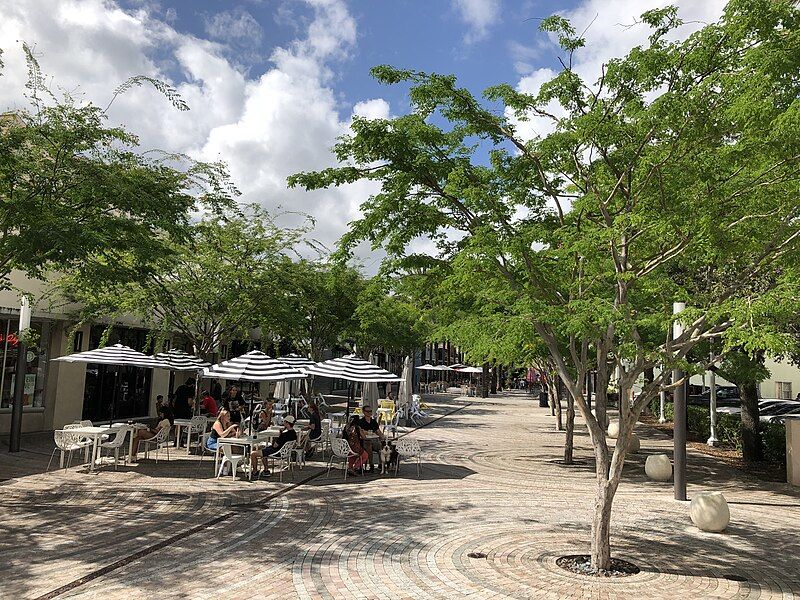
top-left (290, 0), bottom-right (800, 569)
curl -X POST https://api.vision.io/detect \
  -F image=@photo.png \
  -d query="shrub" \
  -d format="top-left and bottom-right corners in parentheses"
top-left (761, 422), bottom-right (787, 464)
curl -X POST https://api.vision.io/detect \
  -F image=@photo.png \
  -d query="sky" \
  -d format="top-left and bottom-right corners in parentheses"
top-left (0, 0), bottom-right (727, 268)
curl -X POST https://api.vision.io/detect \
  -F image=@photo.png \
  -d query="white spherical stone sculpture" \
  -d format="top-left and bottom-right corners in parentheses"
top-left (607, 420), bottom-right (620, 438)
top-left (690, 492), bottom-right (730, 533)
top-left (629, 433), bottom-right (641, 453)
top-left (645, 454), bottom-right (672, 481)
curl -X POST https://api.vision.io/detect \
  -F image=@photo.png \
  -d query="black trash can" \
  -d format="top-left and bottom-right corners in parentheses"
top-left (539, 391), bottom-right (549, 407)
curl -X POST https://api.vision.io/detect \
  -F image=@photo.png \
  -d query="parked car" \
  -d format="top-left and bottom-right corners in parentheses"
top-left (688, 386), bottom-right (741, 407)
top-left (767, 407), bottom-right (800, 424)
top-left (759, 400), bottom-right (800, 422)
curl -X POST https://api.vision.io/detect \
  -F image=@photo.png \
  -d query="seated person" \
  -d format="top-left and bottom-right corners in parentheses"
top-left (200, 390), bottom-right (219, 417)
top-left (358, 406), bottom-right (384, 473)
top-left (133, 406), bottom-right (174, 457)
top-left (301, 402), bottom-right (322, 458)
top-left (344, 415), bottom-right (368, 476)
top-left (205, 408), bottom-right (238, 453)
top-left (255, 407), bottom-right (272, 432)
top-left (250, 415), bottom-right (297, 478)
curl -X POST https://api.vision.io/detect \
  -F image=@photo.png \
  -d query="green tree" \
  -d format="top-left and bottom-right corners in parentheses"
top-left (279, 261), bottom-right (363, 361)
top-left (291, 0), bottom-right (800, 569)
top-left (353, 278), bottom-right (429, 357)
top-left (55, 207), bottom-right (309, 360)
top-left (0, 45), bottom-right (234, 290)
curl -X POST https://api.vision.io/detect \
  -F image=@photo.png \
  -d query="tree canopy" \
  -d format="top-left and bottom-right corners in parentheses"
top-left (290, 0), bottom-right (800, 569)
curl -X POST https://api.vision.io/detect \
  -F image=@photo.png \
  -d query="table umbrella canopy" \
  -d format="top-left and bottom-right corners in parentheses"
top-left (449, 363), bottom-right (467, 370)
top-left (154, 349), bottom-right (211, 371)
top-left (279, 353), bottom-right (317, 372)
top-left (52, 343), bottom-right (164, 368)
top-left (459, 366), bottom-right (484, 374)
top-left (202, 350), bottom-right (307, 382)
top-left (305, 354), bottom-right (401, 382)
top-left (417, 364), bottom-right (438, 371)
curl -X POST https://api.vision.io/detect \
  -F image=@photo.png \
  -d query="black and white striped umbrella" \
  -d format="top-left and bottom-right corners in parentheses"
top-left (305, 354), bottom-right (402, 383)
top-left (155, 349), bottom-right (211, 371)
top-left (52, 343), bottom-right (163, 368)
top-left (279, 353), bottom-right (317, 372)
top-left (202, 350), bottom-right (307, 382)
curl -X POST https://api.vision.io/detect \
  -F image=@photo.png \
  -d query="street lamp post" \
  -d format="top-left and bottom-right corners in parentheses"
top-left (707, 352), bottom-right (719, 446)
top-left (673, 301), bottom-right (687, 501)
top-left (659, 362), bottom-right (667, 423)
top-left (9, 296), bottom-right (31, 453)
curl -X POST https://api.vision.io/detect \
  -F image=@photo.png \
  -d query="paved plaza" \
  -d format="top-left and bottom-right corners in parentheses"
top-left (1, 392), bottom-right (799, 599)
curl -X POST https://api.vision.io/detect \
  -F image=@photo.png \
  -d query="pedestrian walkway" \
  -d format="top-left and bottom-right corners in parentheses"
top-left (1, 392), bottom-right (798, 599)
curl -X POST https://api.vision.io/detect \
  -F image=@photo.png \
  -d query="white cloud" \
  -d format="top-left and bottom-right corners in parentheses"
top-left (203, 7), bottom-right (263, 45)
top-left (0, 0), bottom-right (387, 262)
top-left (452, 0), bottom-right (501, 43)
top-left (508, 0), bottom-right (727, 142)
top-left (352, 98), bottom-right (391, 120)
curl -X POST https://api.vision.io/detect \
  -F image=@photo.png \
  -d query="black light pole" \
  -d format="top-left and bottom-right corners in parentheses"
top-left (673, 301), bottom-right (687, 501)
top-left (9, 297), bottom-right (31, 453)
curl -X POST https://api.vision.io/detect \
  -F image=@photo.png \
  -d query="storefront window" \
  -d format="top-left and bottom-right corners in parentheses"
top-left (0, 319), bottom-right (51, 409)
top-left (81, 326), bottom-right (152, 421)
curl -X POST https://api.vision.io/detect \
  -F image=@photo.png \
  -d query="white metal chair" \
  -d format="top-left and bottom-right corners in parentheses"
top-left (395, 438), bottom-right (422, 478)
top-left (100, 425), bottom-right (132, 469)
top-left (64, 422), bottom-right (95, 462)
top-left (327, 438), bottom-right (360, 480)
top-left (47, 430), bottom-right (91, 472)
top-left (316, 419), bottom-right (332, 459)
top-left (216, 443), bottom-right (246, 480)
top-left (141, 426), bottom-right (171, 462)
top-left (267, 440), bottom-right (296, 482)
top-left (184, 415), bottom-right (207, 454)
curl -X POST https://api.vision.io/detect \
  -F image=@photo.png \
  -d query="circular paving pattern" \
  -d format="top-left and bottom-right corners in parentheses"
top-left (1, 393), bottom-right (799, 599)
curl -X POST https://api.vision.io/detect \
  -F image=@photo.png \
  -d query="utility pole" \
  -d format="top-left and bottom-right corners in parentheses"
top-left (9, 297), bottom-right (31, 453)
top-left (673, 301), bottom-right (687, 501)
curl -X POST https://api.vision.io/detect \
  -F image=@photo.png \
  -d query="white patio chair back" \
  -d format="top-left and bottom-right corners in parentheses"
top-left (217, 443), bottom-right (246, 480)
top-left (317, 419), bottom-right (332, 459)
top-left (142, 425), bottom-right (171, 462)
top-left (292, 431), bottom-right (308, 469)
top-left (185, 415), bottom-right (207, 453)
top-left (267, 440), bottom-right (296, 482)
top-left (327, 437), bottom-right (359, 480)
top-left (100, 425), bottom-right (131, 470)
top-left (47, 430), bottom-right (89, 472)
top-left (395, 437), bottom-right (422, 478)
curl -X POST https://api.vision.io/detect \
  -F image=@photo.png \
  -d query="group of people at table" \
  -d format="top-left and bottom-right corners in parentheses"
top-left (130, 378), bottom-right (389, 479)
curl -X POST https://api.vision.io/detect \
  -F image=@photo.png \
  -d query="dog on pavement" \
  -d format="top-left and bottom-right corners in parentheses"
top-left (379, 445), bottom-right (392, 474)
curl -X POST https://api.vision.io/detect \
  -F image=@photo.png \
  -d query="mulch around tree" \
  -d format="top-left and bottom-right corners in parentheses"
top-left (639, 414), bottom-right (786, 482)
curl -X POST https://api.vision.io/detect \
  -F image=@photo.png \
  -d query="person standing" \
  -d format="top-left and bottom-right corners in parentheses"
top-left (210, 379), bottom-right (222, 404)
top-left (173, 378), bottom-right (195, 420)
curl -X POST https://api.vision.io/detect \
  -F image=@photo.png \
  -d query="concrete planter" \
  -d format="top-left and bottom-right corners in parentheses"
top-left (607, 420), bottom-right (620, 438)
top-left (690, 492), bottom-right (730, 532)
top-left (629, 432), bottom-right (641, 453)
top-left (645, 454), bottom-right (672, 481)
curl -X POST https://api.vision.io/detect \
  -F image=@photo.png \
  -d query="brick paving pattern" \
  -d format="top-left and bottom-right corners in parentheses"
top-left (1, 391), bottom-right (799, 599)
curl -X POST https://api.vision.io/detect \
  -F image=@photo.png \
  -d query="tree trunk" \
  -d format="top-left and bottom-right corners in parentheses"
top-left (481, 363), bottom-right (489, 398)
top-left (490, 361), bottom-right (498, 394)
top-left (739, 379), bottom-right (762, 462)
top-left (564, 387), bottom-right (575, 464)
top-left (547, 377), bottom-right (562, 430)
top-left (591, 480), bottom-right (614, 570)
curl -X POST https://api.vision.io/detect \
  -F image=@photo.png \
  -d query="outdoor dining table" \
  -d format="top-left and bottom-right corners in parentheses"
top-left (66, 426), bottom-right (115, 473)
top-left (213, 427), bottom-right (282, 477)
top-left (173, 418), bottom-right (212, 455)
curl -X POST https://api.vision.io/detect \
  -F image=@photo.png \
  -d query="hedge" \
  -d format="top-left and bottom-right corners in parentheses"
top-left (648, 398), bottom-right (785, 464)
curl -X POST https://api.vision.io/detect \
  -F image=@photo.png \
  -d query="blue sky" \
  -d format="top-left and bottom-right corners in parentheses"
top-left (0, 0), bottom-right (725, 263)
